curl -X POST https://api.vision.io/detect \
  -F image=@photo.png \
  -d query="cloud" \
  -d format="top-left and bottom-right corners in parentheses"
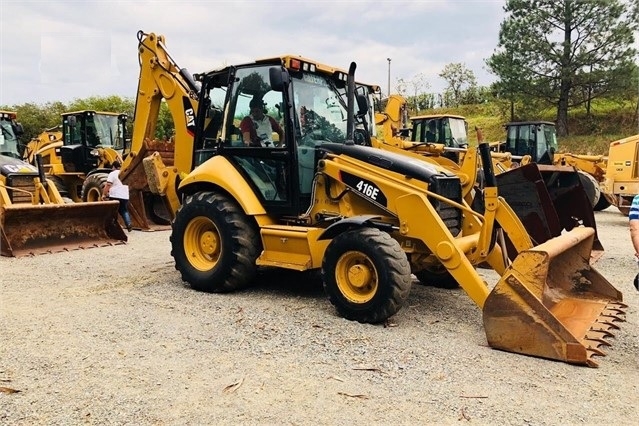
top-left (0, 0), bottom-right (505, 106)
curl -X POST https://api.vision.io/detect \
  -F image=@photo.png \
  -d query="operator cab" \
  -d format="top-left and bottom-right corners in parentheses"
top-left (193, 56), bottom-right (377, 217)
top-left (0, 111), bottom-right (24, 159)
top-left (502, 121), bottom-right (557, 164)
top-left (59, 111), bottom-right (127, 174)
top-left (410, 114), bottom-right (469, 162)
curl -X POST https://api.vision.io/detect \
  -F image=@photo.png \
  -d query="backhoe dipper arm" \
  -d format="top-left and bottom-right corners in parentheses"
top-left (123, 30), bottom-right (200, 178)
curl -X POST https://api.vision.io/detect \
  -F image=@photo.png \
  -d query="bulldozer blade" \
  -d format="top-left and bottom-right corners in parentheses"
top-left (483, 226), bottom-right (625, 367)
top-left (496, 163), bottom-right (604, 263)
top-left (0, 200), bottom-right (127, 257)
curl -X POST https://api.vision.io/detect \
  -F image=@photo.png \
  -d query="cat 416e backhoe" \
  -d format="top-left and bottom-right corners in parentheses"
top-left (0, 111), bottom-right (126, 257)
top-left (129, 31), bottom-right (625, 367)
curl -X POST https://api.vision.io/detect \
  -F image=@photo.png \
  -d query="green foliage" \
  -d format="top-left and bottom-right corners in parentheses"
top-left (0, 95), bottom-right (177, 145)
top-left (417, 97), bottom-right (637, 155)
top-left (439, 63), bottom-right (478, 107)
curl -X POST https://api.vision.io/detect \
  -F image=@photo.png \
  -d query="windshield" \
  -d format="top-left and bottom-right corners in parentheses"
top-left (447, 118), bottom-right (468, 146)
top-left (88, 114), bottom-right (125, 149)
top-left (292, 72), bottom-right (348, 144)
top-left (0, 118), bottom-right (21, 158)
top-left (542, 124), bottom-right (558, 154)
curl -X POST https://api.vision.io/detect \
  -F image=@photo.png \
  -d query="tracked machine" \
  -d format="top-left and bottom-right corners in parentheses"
top-left (130, 31), bottom-right (625, 366)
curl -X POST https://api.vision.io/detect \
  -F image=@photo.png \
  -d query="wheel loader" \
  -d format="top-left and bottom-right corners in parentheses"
top-left (23, 110), bottom-right (127, 203)
top-left (371, 96), bottom-right (605, 263)
top-left (0, 111), bottom-right (127, 257)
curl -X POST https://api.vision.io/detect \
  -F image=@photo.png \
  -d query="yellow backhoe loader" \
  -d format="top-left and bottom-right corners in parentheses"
top-left (601, 134), bottom-right (639, 216)
top-left (129, 31), bottom-right (625, 366)
top-left (23, 110), bottom-right (127, 203)
top-left (0, 111), bottom-right (126, 257)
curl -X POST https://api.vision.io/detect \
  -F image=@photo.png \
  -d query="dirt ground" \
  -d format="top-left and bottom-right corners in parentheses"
top-left (1, 206), bottom-right (638, 425)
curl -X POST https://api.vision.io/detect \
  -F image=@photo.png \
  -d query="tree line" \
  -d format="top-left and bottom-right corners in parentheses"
top-left (397, 0), bottom-right (637, 136)
top-left (3, 0), bottom-right (637, 140)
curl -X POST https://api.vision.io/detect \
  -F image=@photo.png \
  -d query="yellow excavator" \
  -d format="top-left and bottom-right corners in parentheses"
top-left (23, 110), bottom-right (127, 203)
top-left (0, 111), bottom-right (126, 257)
top-left (128, 31), bottom-right (625, 367)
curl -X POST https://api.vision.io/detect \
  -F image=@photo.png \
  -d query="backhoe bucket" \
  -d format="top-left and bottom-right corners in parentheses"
top-left (496, 163), bottom-right (604, 263)
top-left (0, 200), bottom-right (127, 257)
top-left (483, 227), bottom-right (625, 367)
top-left (121, 139), bottom-right (174, 231)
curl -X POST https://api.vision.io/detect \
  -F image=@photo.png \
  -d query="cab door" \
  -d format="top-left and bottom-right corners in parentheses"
top-left (197, 64), bottom-right (303, 217)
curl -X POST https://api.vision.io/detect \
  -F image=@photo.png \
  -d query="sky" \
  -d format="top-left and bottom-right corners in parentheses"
top-left (0, 0), bottom-right (507, 107)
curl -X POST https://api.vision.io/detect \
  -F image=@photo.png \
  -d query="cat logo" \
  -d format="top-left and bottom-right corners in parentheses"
top-left (182, 96), bottom-right (196, 136)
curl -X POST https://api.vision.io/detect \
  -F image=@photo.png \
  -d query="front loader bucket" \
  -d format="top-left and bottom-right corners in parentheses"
top-left (0, 200), bottom-right (127, 257)
top-left (496, 163), bottom-right (604, 263)
top-left (483, 227), bottom-right (625, 367)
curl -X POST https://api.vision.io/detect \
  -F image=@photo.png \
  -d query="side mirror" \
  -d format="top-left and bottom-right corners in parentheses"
top-left (269, 67), bottom-right (290, 92)
top-left (355, 94), bottom-right (369, 116)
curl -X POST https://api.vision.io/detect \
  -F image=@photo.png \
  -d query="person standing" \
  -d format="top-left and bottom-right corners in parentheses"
top-left (630, 194), bottom-right (639, 290)
top-left (102, 160), bottom-right (132, 232)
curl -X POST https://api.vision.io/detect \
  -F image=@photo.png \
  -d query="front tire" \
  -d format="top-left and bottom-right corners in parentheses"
top-left (322, 228), bottom-right (411, 324)
top-left (170, 191), bottom-right (260, 293)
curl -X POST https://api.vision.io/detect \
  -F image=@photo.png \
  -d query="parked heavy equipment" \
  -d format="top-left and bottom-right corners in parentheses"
top-left (0, 111), bottom-right (126, 257)
top-left (374, 97), bottom-right (604, 262)
top-left (126, 30), bottom-right (625, 366)
top-left (498, 121), bottom-right (606, 210)
top-left (600, 134), bottom-right (639, 216)
top-left (23, 110), bottom-right (127, 203)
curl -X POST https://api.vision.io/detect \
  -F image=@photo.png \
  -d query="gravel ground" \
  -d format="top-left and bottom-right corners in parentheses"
top-left (1, 206), bottom-right (638, 425)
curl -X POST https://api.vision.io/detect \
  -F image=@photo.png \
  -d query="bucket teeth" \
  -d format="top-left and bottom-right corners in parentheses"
top-left (588, 327), bottom-right (615, 338)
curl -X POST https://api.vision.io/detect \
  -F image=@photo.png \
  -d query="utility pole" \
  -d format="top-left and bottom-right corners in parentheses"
top-left (387, 58), bottom-right (391, 98)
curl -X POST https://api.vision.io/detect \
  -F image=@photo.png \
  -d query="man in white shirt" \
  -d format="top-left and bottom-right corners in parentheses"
top-left (240, 96), bottom-right (284, 147)
top-left (101, 160), bottom-right (132, 232)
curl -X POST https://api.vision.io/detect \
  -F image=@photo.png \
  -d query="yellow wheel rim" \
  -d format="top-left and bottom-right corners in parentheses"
top-left (184, 216), bottom-right (221, 271)
top-left (86, 187), bottom-right (101, 202)
top-left (335, 251), bottom-right (378, 304)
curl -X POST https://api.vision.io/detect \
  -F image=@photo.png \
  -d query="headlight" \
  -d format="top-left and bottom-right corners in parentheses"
top-left (90, 149), bottom-right (99, 156)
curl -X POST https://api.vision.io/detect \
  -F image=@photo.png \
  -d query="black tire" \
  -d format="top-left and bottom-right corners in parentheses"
top-left (170, 191), bottom-right (260, 293)
top-left (593, 192), bottom-right (612, 211)
top-left (82, 173), bottom-right (108, 202)
top-left (414, 265), bottom-right (459, 289)
top-left (577, 170), bottom-right (600, 209)
top-left (322, 227), bottom-right (411, 324)
top-left (48, 176), bottom-right (73, 203)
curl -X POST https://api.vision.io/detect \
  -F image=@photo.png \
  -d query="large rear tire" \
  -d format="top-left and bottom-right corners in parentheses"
top-left (593, 193), bottom-right (612, 211)
top-left (170, 191), bottom-right (260, 293)
top-left (577, 171), bottom-right (601, 209)
top-left (322, 228), bottom-right (411, 324)
top-left (82, 173), bottom-right (108, 202)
